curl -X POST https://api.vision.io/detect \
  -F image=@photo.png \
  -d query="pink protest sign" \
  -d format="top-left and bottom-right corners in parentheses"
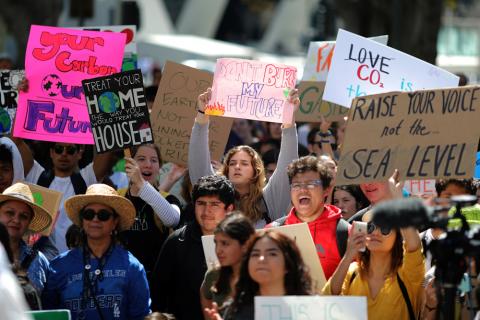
top-left (13, 25), bottom-right (126, 144)
top-left (206, 58), bottom-right (297, 123)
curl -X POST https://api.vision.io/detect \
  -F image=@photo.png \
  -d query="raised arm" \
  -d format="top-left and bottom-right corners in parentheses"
top-left (188, 88), bottom-right (215, 185)
top-left (263, 88), bottom-right (299, 220)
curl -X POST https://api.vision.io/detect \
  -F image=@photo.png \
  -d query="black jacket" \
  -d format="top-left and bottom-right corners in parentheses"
top-left (151, 221), bottom-right (206, 320)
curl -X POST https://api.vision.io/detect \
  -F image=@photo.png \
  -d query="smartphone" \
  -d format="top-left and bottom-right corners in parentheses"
top-left (352, 221), bottom-right (367, 252)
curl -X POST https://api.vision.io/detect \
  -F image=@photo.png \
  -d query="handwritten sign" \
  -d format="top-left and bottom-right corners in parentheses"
top-left (475, 152), bottom-right (480, 179)
top-left (404, 179), bottom-right (437, 196)
top-left (13, 25), bottom-right (126, 144)
top-left (302, 35), bottom-right (388, 82)
top-left (0, 70), bottom-right (24, 134)
top-left (82, 70), bottom-right (153, 153)
top-left (296, 81), bottom-right (348, 122)
top-left (79, 25), bottom-right (137, 71)
top-left (207, 58), bottom-right (297, 123)
top-left (255, 296), bottom-right (367, 320)
top-left (336, 87), bottom-right (480, 185)
top-left (26, 183), bottom-right (61, 236)
top-left (150, 61), bottom-right (233, 166)
top-left (323, 29), bottom-right (459, 108)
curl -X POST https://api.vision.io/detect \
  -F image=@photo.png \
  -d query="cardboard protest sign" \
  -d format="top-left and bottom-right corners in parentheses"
top-left (323, 29), bottom-right (459, 108)
top-left (296, 81), bottom-right (348, 122)
top-left (255, 296), bottom-right (367, 320)
top-left (404, 179), bottom-right (437, 197)
top-left (336, 86), bottom-right (480, 185)
top-left (207, 58), bottom-right (297, 123)
top-left (26, 183), bottom-right (61, 236)
top-left (79, 25), bottom-right (137, 71)
top-left (13, 25), bottom-right (126, 144)
top-left (82, 70), bottom-right (153, 153)
top-left (0, 70), bottom-right (24, 134)
top-left (150, 61), bottom-right (233, 166)
top-left (271, 223), bottom-right (326, 293)
top-left (302, 35), bottom-right (388, 82)
top-left (202, 223), bottom-right (326, 292)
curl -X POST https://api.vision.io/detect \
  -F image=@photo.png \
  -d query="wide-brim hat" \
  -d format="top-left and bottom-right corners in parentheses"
top-left (0, 183), bottom-right (52, 233)
top-left (65, 184), bottom-right (135, 231)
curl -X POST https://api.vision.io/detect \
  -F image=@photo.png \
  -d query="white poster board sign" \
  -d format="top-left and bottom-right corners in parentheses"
top-left (404, 179), bottom-right (437, 197)
top-left (323, 29), bottom-right (459, 108)
top-left (255, 296), bottom-right (367, 320)
top-left (201, 234), bottom-right (219, 270)
top-left (302, 35), bottom-right (388, 81)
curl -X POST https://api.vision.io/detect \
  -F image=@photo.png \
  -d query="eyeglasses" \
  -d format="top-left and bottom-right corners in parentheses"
top-left (53, 145), bottom-right (78, 155)
top-left (80, 209), bottom-right (115, 222)
top-left (291, 180), bottom-right (322, 191)
top-left (367, 222), bottom-right (392, 236)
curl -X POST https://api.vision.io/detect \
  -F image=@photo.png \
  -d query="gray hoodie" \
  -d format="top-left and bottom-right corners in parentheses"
top-left (0, 137), bottom-right (24, 185)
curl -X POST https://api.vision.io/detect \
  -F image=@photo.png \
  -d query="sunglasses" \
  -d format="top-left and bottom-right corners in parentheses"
top-left (53, 145), bottom-right (78, 155)
top-left (80, 209), bottom-right (116, 222)
top-left (367, 222), bottom-right (392, 236)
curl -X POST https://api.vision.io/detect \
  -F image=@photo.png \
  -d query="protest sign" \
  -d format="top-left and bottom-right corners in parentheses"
top-left (255, 296), bottom-right (367, 320)
top-left (323, 29), bottom-right (459, 108)
top-left (82, 70), bottom-right (153, 153)
top-left (150, 61), bottom-right (233, 166)
top-left (0, 69), bottom-right (24, 134)
top-left (26, 183), bottom-right (61, 236)
top-left (296, 81), bottom-right (348, 122)
top-left (475, 152), bottom-right (480, 179)
top-left (13, 25), bottom-right (126, 144)
top-left (207, 58), bottom-right (297, 123)
top-left (302, 35), bottom-right (388, 82)
top-left (404, 179), bottom-right (437, 197)
top-left (271, 223), bottom-right (326, 293)
top-left (336, 86), bottom-right (480, 185)
top-left (79, 25), bottom-right (137, 71)
top-left (201, 235), bottom-right (219, 270)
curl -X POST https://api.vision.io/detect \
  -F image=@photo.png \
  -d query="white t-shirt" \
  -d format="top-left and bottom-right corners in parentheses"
top-left (26, 160), bottom-right (97, 253)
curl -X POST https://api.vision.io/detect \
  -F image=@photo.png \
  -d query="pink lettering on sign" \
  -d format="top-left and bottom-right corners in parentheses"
top-left (13, 25), bottom-right (126, 144)
top-left (208, 58), bottom-right (297, 123)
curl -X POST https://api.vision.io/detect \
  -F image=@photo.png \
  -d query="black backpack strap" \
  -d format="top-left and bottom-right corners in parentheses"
top-left (270, 215), bottom-right (288, 228)
top-left (70, 172), bottom-right (87, 195)
top-left (20, 249), bottom-right (38, 271)
top-left (260, 197), bottom-right (271, 224)
top-left (349, 270), bottom-right (357, 286)
top-left (36, 170), bottom-right (55, 188)
top-left (336, 218), bottom-right (350, 257)
top-left (397, 273), bottom-right (416, 320)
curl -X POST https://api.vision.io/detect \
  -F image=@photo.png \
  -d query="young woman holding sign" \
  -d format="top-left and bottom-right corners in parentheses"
top-left (205, 230), bottom-right (312, 320)
top-left (189, 88), bottom-right (300, 228)
top-left (123, 144), bottom-right (183, 285)
top-left (323, 199), bottom-right (425, 320)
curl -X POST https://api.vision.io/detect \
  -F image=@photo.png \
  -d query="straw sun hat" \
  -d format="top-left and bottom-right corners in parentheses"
top-left (0, 183), bottom-right (52, 233)
top-left (65, 184), bottom-right (135, 231)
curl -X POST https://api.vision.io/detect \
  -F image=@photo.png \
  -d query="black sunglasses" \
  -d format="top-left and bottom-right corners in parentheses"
top-left (80, 208), bottom-right (115, 222)
top-left (53, 145), bottom-right (78, 155)
top-left (367, 222), bottom-right (392, 236)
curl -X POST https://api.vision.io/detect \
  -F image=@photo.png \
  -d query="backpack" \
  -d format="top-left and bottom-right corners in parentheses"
top-left (37, 169), bottom-right (87, 195)
top-left (269, 216), bottom-right (350, 257)
top-left (14, 250), bottom-right (42, 310)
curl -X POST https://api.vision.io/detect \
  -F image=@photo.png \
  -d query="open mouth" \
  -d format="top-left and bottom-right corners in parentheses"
top-left (298, 196), bottom-right (311, 205)
top-left (142, 172), bottom-right (153, 179)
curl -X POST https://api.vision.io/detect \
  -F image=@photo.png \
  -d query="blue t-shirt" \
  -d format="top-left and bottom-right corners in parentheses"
top-left (19, 241), bottom-right (49, 294)
top-left (42, 245), bottom-right (150, 320)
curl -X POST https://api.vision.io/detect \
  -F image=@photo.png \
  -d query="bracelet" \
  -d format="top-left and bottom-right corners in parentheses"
top-left (320, 140), bottom-right (331, 143)
top-left (318, 131), bottom-right (332, 138)
top-left (197, 109), bottom-right (205, 114)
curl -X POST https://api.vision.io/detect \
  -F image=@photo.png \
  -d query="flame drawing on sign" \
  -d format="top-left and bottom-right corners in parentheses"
top-left (205, 102), bottom-right (226, 116)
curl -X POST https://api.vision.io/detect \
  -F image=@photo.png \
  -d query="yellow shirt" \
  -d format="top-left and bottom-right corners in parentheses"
top-left (322, 247), bottom-right (425, 320)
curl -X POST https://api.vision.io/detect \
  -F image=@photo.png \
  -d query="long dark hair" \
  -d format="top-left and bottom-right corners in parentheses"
top-left (213, 212), bottom-right (255, 296)
top-left (229, 230), bottom-right (311, 317)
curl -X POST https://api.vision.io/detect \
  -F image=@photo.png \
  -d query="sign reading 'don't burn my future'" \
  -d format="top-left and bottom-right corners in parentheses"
top-left (82, 70), bottom-right (153, 153)
top-left (207, 58), bottom-right (297, 123)
top-left (336, 86), bottom-right (480, 185)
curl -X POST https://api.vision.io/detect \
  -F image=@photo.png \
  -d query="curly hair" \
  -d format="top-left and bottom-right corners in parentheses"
top-left (192, 175), bottom-right (235, 207)
top-left (287, 155), bottom-right (333, 188)
top-left (221, 146), bottom-right (266, 222)
top-left (228, 230), bottom-right (311, 317)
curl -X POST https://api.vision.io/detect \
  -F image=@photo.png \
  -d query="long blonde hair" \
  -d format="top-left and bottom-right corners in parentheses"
top-left (221, 146), bottom-right (266, 222)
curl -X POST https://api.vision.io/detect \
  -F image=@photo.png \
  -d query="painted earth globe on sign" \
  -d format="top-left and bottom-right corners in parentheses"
top-left (0, 108), bottom-right (11, 134)
top-left (98, 92), bottom-right (120, 113)
top-left (42, 74), bottom-right (63, 97)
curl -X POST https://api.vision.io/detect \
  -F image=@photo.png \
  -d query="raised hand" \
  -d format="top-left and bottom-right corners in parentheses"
top-left (125, 157), bottom-right (145, 196)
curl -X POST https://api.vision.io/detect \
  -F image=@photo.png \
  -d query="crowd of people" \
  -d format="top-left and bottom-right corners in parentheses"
top-left (0, 52), bottom-right (480, 320)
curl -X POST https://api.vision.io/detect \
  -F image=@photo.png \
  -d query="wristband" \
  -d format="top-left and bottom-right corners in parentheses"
top-left (197, 109), bottom-right (205, 114)
top-left (320, 140), bottom-right (331, 143)
top-left (318, 131), bottom-right (332, 138)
